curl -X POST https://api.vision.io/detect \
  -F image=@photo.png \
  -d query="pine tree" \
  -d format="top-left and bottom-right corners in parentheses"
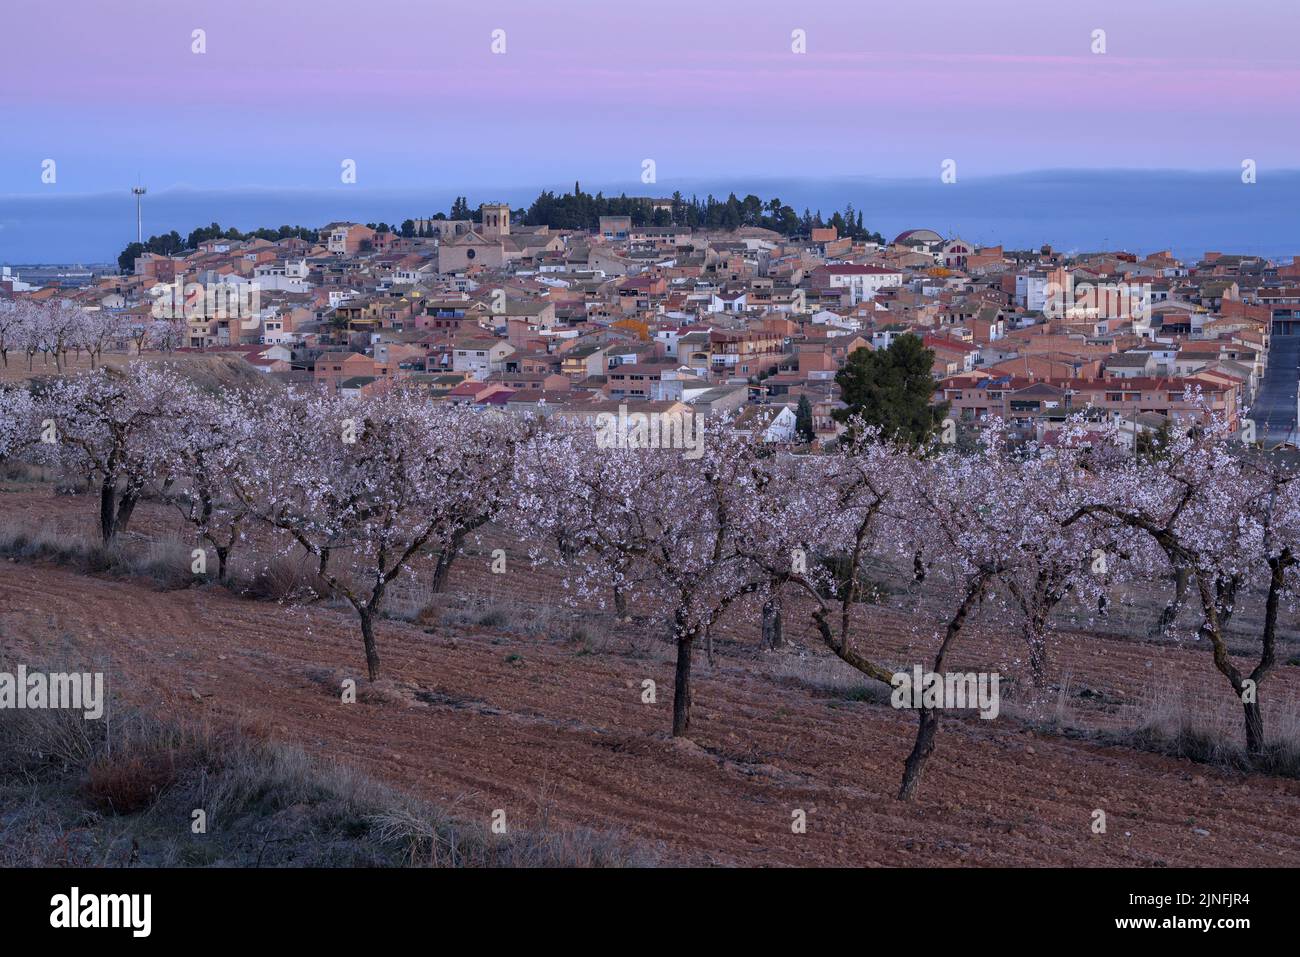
top-left (832, 336), bottom-right (948, 445)
top-left (795, 394), bottom-right (816, 444)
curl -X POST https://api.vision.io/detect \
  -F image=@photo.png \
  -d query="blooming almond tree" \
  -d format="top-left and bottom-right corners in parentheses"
top-left (240, 386), bottom-right (530, 680)
top-left (743, 427), bottom-right (913, 684)
top-left (995, 421), bottom-right (1134, 687)
top-left (35, 364), bottom-right (193, 544)
top-left (516, 419), bottom-right (771, 737)
top-left (15, 301), bottom-right (44, 372)
top-left (159, 389), bottom-right (260, 583)
top-left (750, 422), bottom-right (1138, 799)
top-left (76, 309), bottom-right (127, 369)
top-left (0, 300), bottom-right (33, 369)
top-left (0, 384), bottom-right (38, 463)
top-left (42, 301), bottom-right (88, 372)
top-left (887, 430), bottom-right (1035, 799)
top-left (147, 316), bottom-right (186, 354)
top-left (1236, 453), bottom-right (1300, 755)
top-left (742, 427), bottom-right (1008, 801)
top-left (1066, 411), bottom-right (1291, 758)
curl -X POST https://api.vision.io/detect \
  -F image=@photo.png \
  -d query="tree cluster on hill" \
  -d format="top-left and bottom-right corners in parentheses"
top-left (517, 182), bottom-right (884, 241)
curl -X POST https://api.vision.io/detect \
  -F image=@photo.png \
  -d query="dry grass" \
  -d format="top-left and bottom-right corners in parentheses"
top-left (234, 551), bottom-right (333, 602)
top-left (766, 650), bottom-right (895, 704)
top-left (128, 534), bottom-right (201, 589)
top-left (0, 516), bottom-right (101, 568)
top-left (1111, 676), bottom-right (1300, 776)
top-left (1001, 667), bottom-right (1300, 778)
top-left (0, 518), bottom-right (205, 590)
top-left (0, 685), bottom-right (656, 867)
top-left (435, 594), bottom-right (580, 643)
top-left (384, 577), bottom-right (437, 623)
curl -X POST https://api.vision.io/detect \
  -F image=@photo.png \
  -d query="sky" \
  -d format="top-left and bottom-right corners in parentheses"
top-left (3, 0), bottom-right (1299, 194)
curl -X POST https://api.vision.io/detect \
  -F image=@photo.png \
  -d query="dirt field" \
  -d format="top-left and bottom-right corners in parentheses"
top-left (3, 484), bottom-right (1300, 866)
top-left (0, 350), bottom-right (275, 390)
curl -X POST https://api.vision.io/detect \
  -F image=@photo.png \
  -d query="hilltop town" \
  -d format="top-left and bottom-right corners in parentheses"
top-left (4, 193), bottom-right (1288, 443)
top-left (5, 195), bottom-right (1300, 881)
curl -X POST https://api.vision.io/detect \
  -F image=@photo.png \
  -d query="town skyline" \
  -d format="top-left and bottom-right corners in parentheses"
top-left (6, 167), bottom-right (1300, 265)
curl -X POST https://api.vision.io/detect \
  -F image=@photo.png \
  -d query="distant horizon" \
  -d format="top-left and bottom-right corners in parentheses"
top-left (7, 0), bottom-right (1297, 263)
top-left (5, 1), bottom-right (1298, 191)
top-left (6, 164), bottom-right (1300, 201)
top-left (3, 168), bottom-right (1298, 266)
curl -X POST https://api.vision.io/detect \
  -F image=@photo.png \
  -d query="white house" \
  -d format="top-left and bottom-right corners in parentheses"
top-left (708, 291), bottom-right (748, 313)
top-left (731, 405), bottom-right (798, 443)
top-left (820, 264), bottom-right (903, 305)
top-left (253, 259), bottom-right (311, 293)
top-left (1016, 273), bottom-right (1050, 312)
top-left (452, 338), bottom-right (515, 379)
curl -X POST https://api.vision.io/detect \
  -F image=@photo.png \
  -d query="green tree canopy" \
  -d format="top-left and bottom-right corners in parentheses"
top-left (832, 335), bottom-right (947, 445)
top-left (795, 394), bottom-right (816, 444)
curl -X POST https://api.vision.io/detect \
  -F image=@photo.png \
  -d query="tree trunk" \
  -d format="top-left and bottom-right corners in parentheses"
top-left (1246, 552), bottom-right (1291, 760)
top-left (1244, 700), bottom-right (1265, 758)
top-left (430, 548), bottom-right (454, 593)
top-left (898, 707), bottom-right (940, 801)
top-left (1152, 566), bottom-right (1190, 638)
top-left (99, 480), bottom-right (117, 544)
top-left (430, 532), bottom-right (465, 594)
top-left (1025, 614), bottom-right (1048, 685)
top-left (359, 610), bottom-right (381, 681)
top-left (1215, 575), bottom-right (1241, 633)
top-left (216, 545), bottom-right (230, 583)
top-left (895, 574), bottom-right (987, 801)
top-left (613, 585), bottom-right (628, 621)
top-left (761, 595), bottom-right (784, 649)
top-left (671, 631), bottom-right (695, 737)
top-left (114, 490), bottom-right (138, 539)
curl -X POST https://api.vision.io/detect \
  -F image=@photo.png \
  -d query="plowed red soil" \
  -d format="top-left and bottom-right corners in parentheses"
top-left (3, 534), bottom-right (1300, 866)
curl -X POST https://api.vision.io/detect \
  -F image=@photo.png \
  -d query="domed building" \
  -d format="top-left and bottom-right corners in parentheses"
top-left (892, 228), bottom-right (974, 269)
top-left (891, 228), bottom-right (944, 246)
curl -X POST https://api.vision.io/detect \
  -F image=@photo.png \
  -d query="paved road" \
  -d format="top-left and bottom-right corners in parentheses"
top-left (1253, 332), bottom-right (1300, 445)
